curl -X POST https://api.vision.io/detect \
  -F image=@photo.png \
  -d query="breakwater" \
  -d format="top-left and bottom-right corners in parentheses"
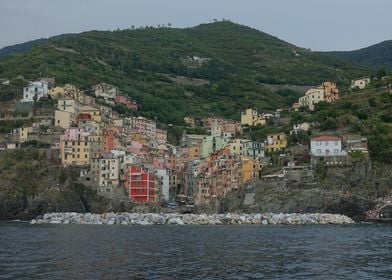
top-left (31, 212), bottom-right (354, 225)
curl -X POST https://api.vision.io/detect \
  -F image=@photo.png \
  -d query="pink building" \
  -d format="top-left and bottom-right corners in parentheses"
top-left (61, 128), bottom-right (90, 141)
top-left (153, 157), bottom-right (165, 169)
top-left (127, 140), bottom-right (145, 155)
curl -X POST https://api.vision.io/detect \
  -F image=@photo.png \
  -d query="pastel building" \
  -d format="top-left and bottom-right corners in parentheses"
top-left (310, 136), bottom-right (346, 157)
top-left (299, 82), bottom-right (339, 110)
top-left (265, 133), bottom-right (287, 153)
top-left (90, 153), bottom-right (120, 188)
top-left (60, 128), bottom-right (91, 166)
top-left (242, 141), bottom-right (265, 160)
top-left (350, 78), bottom-right (370, 90)
top-left (22, 80), bottom-right (49, 102)
top-left (201, 135), bottom-right (231, 158)
top-left (93, 83), bottom-right (118, 105)
top-left (16, 126), bottom-right (33, 142)
top-left (55, 97), bottom-right (80, 128)
top-left (241, 108), bottom-right (266, 127)
top-left (126, 117), bottom-right (157, 140)
top-left (155, 128), bottom-right (167, 144)
top-left (80, 106), bottom-right (102, 123)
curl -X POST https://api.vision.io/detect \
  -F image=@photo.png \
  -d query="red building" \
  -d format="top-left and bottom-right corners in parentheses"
top-left (102, 129), bottom-right (115, 153)
top-left (115, 94), bottom-right (138, 110)
top-left (125, 165), bottom-right (156, 203)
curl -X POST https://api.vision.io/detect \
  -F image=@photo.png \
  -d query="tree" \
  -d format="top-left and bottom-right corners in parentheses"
top-left (58, 169), bottom-right (68, 184)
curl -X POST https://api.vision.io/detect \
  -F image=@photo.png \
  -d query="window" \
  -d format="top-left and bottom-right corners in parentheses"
top-left (334, 141), bottom-right (338, 146)
top-left (317, 149), bottom-right (322, 154)
top-left (317, 141), bottom-right (321, 146)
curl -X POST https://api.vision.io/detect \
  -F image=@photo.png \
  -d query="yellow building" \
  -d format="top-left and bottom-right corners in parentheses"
top-left (18, 126), bottom-right (33, 142)
top-left (55, 97), bottom-right (80, 129)
top-left (240, 157), bottom-right (262, 184)
top-left (55, 110), bottom-right (75, 129)
top-left (184, 116), bottom-right (195, 127)
top-left (265, 133), bottom-right (287, 153)
top-left (225, 139), bottom-right (248, 155)
top-left (128, 133), bottom-right (148, 144)
top-left (241, 108), bottom-right (266, 127)
top-left (188, 145), bottom-right (201, 160)
top-left (60, 136), bottom-right (90, 166)
top-left (49, 86), bottom-right (65, 99)
top-left (60, 128), bottom-right (91, 166)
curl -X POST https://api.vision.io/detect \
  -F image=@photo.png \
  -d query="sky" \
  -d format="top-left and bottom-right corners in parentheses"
top-left (0, 0), bottom-right (391, 51)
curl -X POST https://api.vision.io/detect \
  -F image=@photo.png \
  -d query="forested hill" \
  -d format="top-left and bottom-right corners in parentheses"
top-left (326, 40), bottom-right (392, 70)
top-left (0, 38), bottom-right (49, 59)
top-left (0, 21), bottom-right (369, 124)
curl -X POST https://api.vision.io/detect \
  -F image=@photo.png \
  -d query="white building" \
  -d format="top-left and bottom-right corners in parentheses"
top-left (310, 136), bottom-right (347, 157)
top-left (22, 80), bottom-right (49, 102)
top-left (92, 83), bottom-right (119, 105)
top-left (155, 169), bottom-right (170, 201)
top-left (299, 88), bottom-right (325, 111)
top-left (350, 78), bottom-right (370, 90)
top-left (91, 153), bottom-right (120, 188)
top-left (299, 82), bottom-right (339, 110)
top-left (290, 122), bottom-right (310, 135)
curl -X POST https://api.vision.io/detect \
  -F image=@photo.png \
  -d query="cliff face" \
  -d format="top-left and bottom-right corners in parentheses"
top-left (0, 149), bottom-right (136, 220)
top-left (1, 149), bottom-right (391, 220)
top-left (219, 162), bottom-right (391, 221)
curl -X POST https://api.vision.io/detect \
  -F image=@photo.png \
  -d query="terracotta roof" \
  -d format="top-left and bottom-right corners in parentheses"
top-left (312, 136), bottom-right (341, 141)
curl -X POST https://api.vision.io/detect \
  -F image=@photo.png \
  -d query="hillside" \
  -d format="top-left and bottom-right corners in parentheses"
top-left (326, 40), bottom-right (392, 70)
top-left (0, 21), bottom-right (369, 124)
top-left (0, 38), bottom-right (49, 59)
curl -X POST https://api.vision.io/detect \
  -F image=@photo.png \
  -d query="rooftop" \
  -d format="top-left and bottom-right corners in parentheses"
top-left (312, 136), bottom-right (341, 141)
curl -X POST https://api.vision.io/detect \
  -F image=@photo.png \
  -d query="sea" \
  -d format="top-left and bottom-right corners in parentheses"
top-left (0, 222), bottom-right (391, 279)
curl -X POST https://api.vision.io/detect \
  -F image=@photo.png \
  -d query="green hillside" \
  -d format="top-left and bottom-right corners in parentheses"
top-left (0, 21), bottom-right (369, 124)
top-left (326, 40), bottom-right (392, 70)
top-left (0, 38), bottom-right (49, 59)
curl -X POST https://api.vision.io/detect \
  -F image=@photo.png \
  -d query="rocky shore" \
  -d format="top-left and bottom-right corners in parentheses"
top-left (31, 212), bottom-right (354, 225)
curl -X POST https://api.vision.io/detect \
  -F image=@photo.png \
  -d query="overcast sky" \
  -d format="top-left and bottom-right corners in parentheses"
top-left (0, 0), bottom-right (391, 51)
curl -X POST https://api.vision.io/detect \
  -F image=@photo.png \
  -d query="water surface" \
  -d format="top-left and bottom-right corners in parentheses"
top-left (0, 222), bottom-right (391, 279)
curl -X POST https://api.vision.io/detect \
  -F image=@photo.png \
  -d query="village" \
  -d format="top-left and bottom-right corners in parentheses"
top-left (0, 77), bottom-right (371, 210)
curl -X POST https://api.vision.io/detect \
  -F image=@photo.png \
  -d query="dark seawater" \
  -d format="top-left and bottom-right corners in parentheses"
top-left (0, 222), bottom-right (391, 280)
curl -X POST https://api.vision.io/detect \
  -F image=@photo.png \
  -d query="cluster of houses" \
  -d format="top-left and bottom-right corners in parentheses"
top-left (293, 81), bottom-right (340, 111)
top-left (0, 78), bottom-right (370, 207)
